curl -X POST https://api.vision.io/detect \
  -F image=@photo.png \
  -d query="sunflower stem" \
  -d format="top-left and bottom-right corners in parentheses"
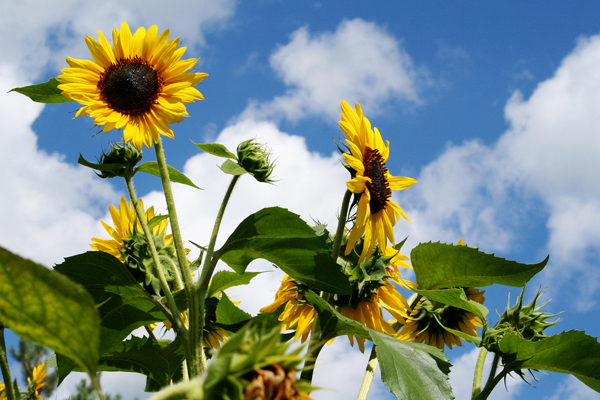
top-left (91, 373), bottom-right (106, 400)
top-left (332, 189), bottom-right (353, 261)
top-left (471, 347), bottom-right (488, 399)
top-left (154, 138), bottom-right (200, 376)
top-left (0, 326), bottom-right (17, 400)
top-left (475, 364), bottom-right (510, 400)
top-left (356, 346), bottom-right (379, 400)
top-left (195, 174), bottom-right (241, 372)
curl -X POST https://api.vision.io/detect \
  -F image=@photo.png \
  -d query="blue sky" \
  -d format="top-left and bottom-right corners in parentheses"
top-left (1, 1), bottom-right (600, 399)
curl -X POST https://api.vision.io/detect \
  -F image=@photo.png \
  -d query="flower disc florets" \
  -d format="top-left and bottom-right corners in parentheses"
top-left (237, 139), bottom-right (276, 183)
top-left (97, 142), bottom-right (143, 179)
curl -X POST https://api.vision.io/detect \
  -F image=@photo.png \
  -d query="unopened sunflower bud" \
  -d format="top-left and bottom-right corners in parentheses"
top-left (98, 142), bottom-right (143, 179)
top-left (237, 139), bottom-right (276, 183)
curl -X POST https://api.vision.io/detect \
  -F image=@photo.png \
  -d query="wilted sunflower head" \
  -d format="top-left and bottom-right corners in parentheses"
top-left (56, 21), bottom-right (208, 150)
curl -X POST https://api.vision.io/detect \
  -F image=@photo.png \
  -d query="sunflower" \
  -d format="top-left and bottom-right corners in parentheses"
top-left (0, 383), bottom-right (6, 400)
top-left (56, 21), bottom-right (207, 150)
top-left (340, 100), bottom-right (417, 264)
top-left (28, 362), bottom-right (46, 400)
top-left (261, 273), bottom-right (410, 353)
top-left (91, 196), bottom-right (172, 261)
top-left (396, 287), bottom-right (485, 351)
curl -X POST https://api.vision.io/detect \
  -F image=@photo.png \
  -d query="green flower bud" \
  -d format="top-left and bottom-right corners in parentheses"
top-left (236, 139), bottom-right (276, 183)
top-left (97, 142), bottom-right (143, 179)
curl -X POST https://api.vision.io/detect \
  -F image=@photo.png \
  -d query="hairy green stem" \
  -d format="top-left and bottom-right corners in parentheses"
top-left (471, 347), bottom-right (488, 399)
top-left (154, 138), bottom-right (200, 377)
top-left (356, 293), bottom-right (422, 399)
top-left (91, 374), bottom-right (106, 400)
top-left (475, 364), bottom-right (510, 400)
top-left (196, 175), bottom-right (241, 368)
top-left (332, 189), bottom-right (352, 261)
top-left (0, 326), bottom-right (16, 400)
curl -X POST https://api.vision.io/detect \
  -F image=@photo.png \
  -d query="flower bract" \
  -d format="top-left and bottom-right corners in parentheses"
top-left (340, 100), bottom-right (416, 264)
top-left (56, 21), bottom-right (207, 150)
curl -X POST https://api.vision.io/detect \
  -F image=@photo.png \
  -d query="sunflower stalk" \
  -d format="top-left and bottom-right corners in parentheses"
top-left (153, 138), bottom-right (201, 376)
top-left (356, 293), bottom-right (422, 400)
top-left (332, 189), bottom-right (353, 261)
top-left (471, 347), bottom-right (489, 399)
top-left (195, 174), bottom-right (241, 373)
top-left (90, 374), bottom-right (107, 400)
top-left (0, 326), bottom-right (17, 400)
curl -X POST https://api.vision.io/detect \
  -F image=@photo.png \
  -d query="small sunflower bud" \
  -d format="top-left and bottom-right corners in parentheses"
top-left (97, 142), bottom-right (143, 179)
top-left (237, 139), bottom-right (276, 183)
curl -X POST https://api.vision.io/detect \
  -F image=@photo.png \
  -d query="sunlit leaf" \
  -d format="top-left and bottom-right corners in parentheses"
top-left (9, 78), bottom-right (72, 103)
top-left (137, 161), bottom-right (201, 189)
top-left (207, 270), bottom-right (261, 298)
top-left (219, 207), bottom-right (351, 295)
top-left (412, 242), bottom-right (547, 289)
top-left (192, 142), bottom-right (237, 159)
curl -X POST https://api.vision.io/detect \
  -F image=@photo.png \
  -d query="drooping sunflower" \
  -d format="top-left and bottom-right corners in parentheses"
top-left (56, 21), bottom-right (207, 150)
top-left (340, 100), bottom-right (417, 264)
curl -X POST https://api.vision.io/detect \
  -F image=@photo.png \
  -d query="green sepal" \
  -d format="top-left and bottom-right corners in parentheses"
top-left (220, 159), bottom-right (248, 176)
top-left (497, 330), bottom-right (600, 392)
top-left (9, 78), bottom-right (72, 103)
top-left (304, 291), bottom-right (454, 400)
top-left (0, 246), bottom-right (100, 379)
top-left (412, 242), bottom-right (548, 289)
top-left (414, 288), bottom-right (488, 321)
top-left (136, 161), bottom-right (201, 189)
top-left (192, 142), bottom-right (238, 159)
top-left (78, 154), bottom-right (132, 177)
top-left (219, 207), bottom-right (352, 295)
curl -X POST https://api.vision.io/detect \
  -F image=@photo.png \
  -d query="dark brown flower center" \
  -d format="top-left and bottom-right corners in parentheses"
top-left (363, 147), bottom-right (391, 214)
top-left (98, 57), bottom-right (162, 116)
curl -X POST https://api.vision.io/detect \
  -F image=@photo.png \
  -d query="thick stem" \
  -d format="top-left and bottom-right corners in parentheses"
top-left (356, 347), bottom-right (379, 400)
top-left (154, 138), bottom-right (199, 376)
top-left (195, 175), bottom-right (241, 371)
top-left (0, 327), bottom-right (16, 400)
top-left (471, 347), bottom-right (488, 399)
top-left (91, 374), bottom-right (106, 400)
top-left (331, 189), bottom-right (353, 261)
top-left (475, 365), bottom-right (510, 400)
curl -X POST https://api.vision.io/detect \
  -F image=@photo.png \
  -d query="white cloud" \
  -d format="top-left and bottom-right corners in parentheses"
top-left (544, 375), bottom-right (600, 400)
top-left (240, 18), bottom-right (427, 122)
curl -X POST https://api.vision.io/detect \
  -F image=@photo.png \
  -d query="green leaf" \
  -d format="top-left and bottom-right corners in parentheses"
top-left (304, 291), bottom-right (454, 400)
top-left (216, 293), bottom-right (252, 326)
top-left (192, 142), bottom-right (238, 159)
top-left (371, 330), bottom-right (454, 400)
top-left (0, 246), bottom-right (100, 377)
top-left (219, 207), bottom-right (352, 295)
top-left (207, 270), bottom-right (261, 298)
top-left (53, 251), bottom-right (170, 381)
top-left (219, 159), bottom-right (248, 175)
top-left (9, 78), bottom-right (72, 103)
top-left (412, 242), bottom-right (548, 289)
top-left (136, 161), bottom-right (201, 189)
top-left (414, 288), bottom-right (488, 321)
top-left (498, 330), bottom-right (600, 392)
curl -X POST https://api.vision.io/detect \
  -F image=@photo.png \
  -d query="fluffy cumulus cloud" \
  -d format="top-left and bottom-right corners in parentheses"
top-left (241, 18), bottom-right (427, 122)
top-left (401, 33), bottom-right (600, 310)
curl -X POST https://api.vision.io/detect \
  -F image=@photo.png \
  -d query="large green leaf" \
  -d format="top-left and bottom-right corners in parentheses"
top-left (207, 270), bottom-right (261, 298)
top-left (498, 330), bottom-right (600, 392)
top-left (136, 161), bottom-right (201, 189)
top-left (412, 242), bottom-right (548, 289)
top-left (9, 78), bottom-right (72, 103)
top-left (413, 288), bottom-right (488, 321)
top-left (304, 291), bottom-right (453, 400)
top-left (53, 251), bottom-right (170, 381)
top-left (0, 246), bottom-right (100, 377)
top-left (219, 207), bottom-right (352, 295)
top-left (192, 142), bottom-right (238, 159)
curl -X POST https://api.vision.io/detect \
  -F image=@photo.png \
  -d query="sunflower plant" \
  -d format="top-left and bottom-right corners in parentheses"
top-left (2, 21), bottom-right (600, 400)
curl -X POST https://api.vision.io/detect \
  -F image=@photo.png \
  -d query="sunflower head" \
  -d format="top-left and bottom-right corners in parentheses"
top-left (237, 139), bottom-right (276, 184)
top-left (56, 22), bottom-right (208, 150)
top-left (396, 287), bottom-right (486, 351)
top-left (338, 100), bottom-right (416, 264)
top-left (96, 142), bottom-right (143, 179)
top-left (482, 288), bottom-right (560, 364)
top-left (26, 362), bottom-right (46, 400)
